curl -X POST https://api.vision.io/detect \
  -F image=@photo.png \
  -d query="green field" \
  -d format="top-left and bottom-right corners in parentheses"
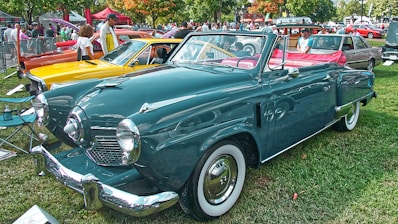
top-left (1, 46), bottom-right (397, 223)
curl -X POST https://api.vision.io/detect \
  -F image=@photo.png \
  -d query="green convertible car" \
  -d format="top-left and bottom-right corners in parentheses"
top-left (31, 31), bottom-right (376, 221)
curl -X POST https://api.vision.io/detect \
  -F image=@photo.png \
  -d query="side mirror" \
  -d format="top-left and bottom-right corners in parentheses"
top-left (288, 68), bottom-right (300, 78)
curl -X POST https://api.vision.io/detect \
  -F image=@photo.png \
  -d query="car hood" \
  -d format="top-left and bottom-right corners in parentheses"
top-left (386, 22), bottom-right (398, 47)
top-left (75, 65), bottom-right (255, 127)
top-left (29, 60), bottom-right (119, 79)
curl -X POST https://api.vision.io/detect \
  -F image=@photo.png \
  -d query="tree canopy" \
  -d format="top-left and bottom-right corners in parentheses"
top-left (0, 0), bottom-right (397, 26)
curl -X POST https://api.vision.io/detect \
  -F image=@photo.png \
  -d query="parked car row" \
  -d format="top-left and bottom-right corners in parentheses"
top-left (345, 24), bottom-right (385, 39)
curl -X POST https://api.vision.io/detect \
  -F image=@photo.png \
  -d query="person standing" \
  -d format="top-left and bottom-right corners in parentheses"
top-left (4, 24), bottom-right (15, 58)
top-left (297, 28), bottom-right (313, 53)
top-left (4, 23), bottom-right (14, 42)
top-left (70, 30), bottom-right (78, 40)
top-left (45, 24), bottom-right (55, 37)
top-left (271, 25), bottom-right (279, 35)
top-left (318, 26), bottom-right (329, 34)
top-left (336, 25), bottom-right (345, 34)
top-left (174, 22), bottom-right (191, 39)
top-left (352, 28), bottom-right (360, 36)
top-left (76, 24), bottom-right (94, 60)
top-left (31, 22), bottom-right (43, 54)
top-left (99, 13), bottom-right (119, 54)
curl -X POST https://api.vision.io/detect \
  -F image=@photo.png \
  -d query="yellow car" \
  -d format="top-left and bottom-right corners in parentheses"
top-left (26, 38), bottom-right (182, 93)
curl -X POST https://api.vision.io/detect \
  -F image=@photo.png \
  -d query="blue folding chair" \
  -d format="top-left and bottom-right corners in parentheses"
top-left (0, 96), bottom-right (39, 154)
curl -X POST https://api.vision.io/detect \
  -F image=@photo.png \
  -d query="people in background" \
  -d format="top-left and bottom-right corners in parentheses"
top-left (4, 23), bottom-right (15, 58)
top-left (70, 30), bottom-right (78, 40)
top-left (99, 13), bottom-right (119, 54)
top-left (336, 26), bottom-right (346, 34)
top-left (233, 42), bottom-right (251, 57)
top-left (76, 24), bottom-right (94, 60)
top-left (174, 22), bottom-right (191, 39)
top-left (318, 26), bottom-right (329, 34)
top-left (45, 24), bottom-right (55, 37)
top-left (297, 28), bottom-right (313, 53)
top-left (352, 28), bottom-right (360, 36)
top-left (272, 25), bottom-right (279, 35)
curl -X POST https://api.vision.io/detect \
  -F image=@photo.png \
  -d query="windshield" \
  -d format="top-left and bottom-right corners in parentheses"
top-left (311, 36), bottom-right (342, 50)
top-left (101, 40), bottom-right (146, 66)
top-left (170, 34), bottom-right (267, 69)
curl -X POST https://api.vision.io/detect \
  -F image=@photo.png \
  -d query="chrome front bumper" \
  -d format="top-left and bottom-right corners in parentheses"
top-left (30, 145), bottom-right (179, 217)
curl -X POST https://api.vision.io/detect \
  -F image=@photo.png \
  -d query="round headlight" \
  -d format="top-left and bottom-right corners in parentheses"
top-left (117, 119), bottom-right (141, 164)
top-left (32, 94), bottom-right (49, 126)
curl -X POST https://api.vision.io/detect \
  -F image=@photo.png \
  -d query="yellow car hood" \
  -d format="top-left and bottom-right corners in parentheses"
top-left (29, 60), bottom-right (136, 88)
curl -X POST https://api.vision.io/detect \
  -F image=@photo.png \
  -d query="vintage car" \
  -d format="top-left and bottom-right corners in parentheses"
top-left (345, 24), bottom-right (385, 39)
top-left (309, 34), bottom-right (382, 71)
top-left (17, 29), bottom-right (153, 77)
top-left (381, 21), bottom-right (398, 62)
top-left (30, 31), bottom-right (376, 220)
top-left (26, 38), bottom-right (182, 93)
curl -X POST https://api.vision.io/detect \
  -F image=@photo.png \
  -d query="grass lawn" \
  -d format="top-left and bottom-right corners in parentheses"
top-left (0, 47), bottom-right (397, 223)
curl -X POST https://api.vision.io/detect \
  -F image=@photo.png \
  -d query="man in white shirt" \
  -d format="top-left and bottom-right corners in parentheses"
top-left (3, 23), bottom-right (16, 58)
top-left (4, 24), bottom-right (14, 42)
top-left (297, 29), bottom-right (313, 53)
top-left (10, 23), bottom-right (20, 42)
top-left (99, 14), bottom-right (119, 54)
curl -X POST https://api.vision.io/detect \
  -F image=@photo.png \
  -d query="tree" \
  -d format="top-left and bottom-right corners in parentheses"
top-left (184, 0), bottom-right (237, 24)
top-left (285, 0), bottom-right (336, 23)
top-left (248, 0), bottom-right (285, 15)
top-left (111, 0), bottom-right (181, 28)
top-left (1, 0), bottom-right (57, 24)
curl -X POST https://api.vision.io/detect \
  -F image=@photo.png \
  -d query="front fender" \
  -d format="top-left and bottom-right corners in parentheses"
top-left (136, 117), bottom-right (258, 192)
top-left (43, 79), bottom-right (103, 145)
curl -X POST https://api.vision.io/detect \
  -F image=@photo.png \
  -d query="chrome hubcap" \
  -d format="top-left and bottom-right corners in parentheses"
top-left (203, 155), bottom-right (237, 205)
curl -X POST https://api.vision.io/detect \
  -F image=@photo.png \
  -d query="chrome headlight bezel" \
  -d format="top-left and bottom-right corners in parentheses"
top-left (63, 107), bottom-right (90, 147)
top-left (64, 115), bottom-right (83, 143)
top-left (116, 119), bottom-right (141, 164)
top-left (32, 94), bottom-right (49, 127)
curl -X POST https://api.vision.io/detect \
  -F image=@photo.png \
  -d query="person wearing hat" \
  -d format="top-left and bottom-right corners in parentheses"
top-left (100, 13), bottom-right (119, 54)
top-left (297, 28), bottom-right (313, 53)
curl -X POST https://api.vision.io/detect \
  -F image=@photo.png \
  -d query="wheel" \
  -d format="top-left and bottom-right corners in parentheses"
top-left (242, 44), bottom-right (256, 56)
top-left (367, 32), bottom-right (374, 39)
top-left (334, 101), bottom-right (360, 132)
top-left (179, 140), bottom-right (246, 221)
top-left (367, 59), bottom-right (375, 72)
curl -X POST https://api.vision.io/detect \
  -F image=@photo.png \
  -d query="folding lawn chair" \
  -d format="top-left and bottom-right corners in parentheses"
top-left (0, 96), bottom-right (39, 154)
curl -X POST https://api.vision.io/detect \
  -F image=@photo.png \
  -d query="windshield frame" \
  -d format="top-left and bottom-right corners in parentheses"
top-left (168, 32), bottom-right (269, 70)
top-left (100, 39), bottom-right (147, 66)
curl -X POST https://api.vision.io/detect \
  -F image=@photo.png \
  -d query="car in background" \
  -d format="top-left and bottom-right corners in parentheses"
top-left (309, 34), bottom-right (382, 71)
top-left (345, 24), bottom-right (385, 39)
top-left (381, 21), bottom-right (398, 62)
top-left (18, 30), bottom-right (152, 77)
top-left (138, 29), bottom-right (166, 38)
top-left (26, 38), bottom-right (182, 93)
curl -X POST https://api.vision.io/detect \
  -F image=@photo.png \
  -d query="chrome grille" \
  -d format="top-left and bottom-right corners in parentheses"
top-left (87, 128), bottom-right (124, 166)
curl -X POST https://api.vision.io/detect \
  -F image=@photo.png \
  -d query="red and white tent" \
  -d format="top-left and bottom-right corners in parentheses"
top-left (91, 7), bottom-right (131, 25)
